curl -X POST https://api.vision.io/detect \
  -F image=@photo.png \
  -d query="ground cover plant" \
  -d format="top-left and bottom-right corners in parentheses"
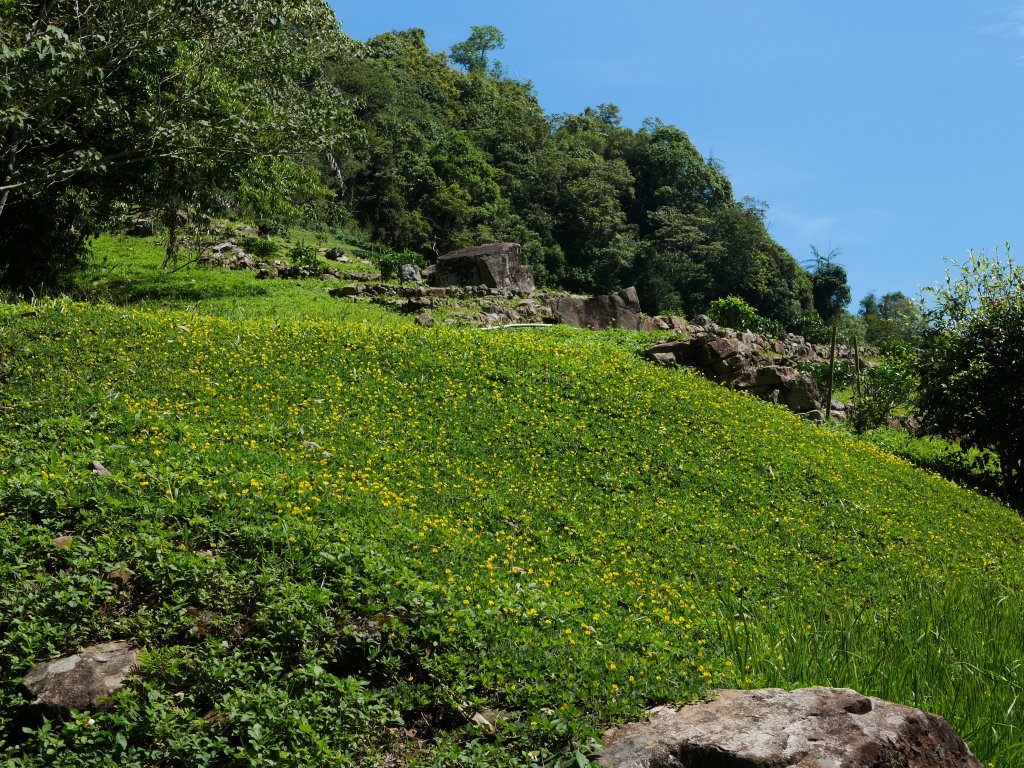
top-left (73, 233), bottom-right (406, 324)
top-left (1, 300), bottom-right (1023, 766)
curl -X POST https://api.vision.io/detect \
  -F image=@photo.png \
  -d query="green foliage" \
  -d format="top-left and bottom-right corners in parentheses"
top-left (449, 25), bottom-right (506, 76)
top-left (803, 359), bottom-right (857, 393)
top-left (368, 247), bottom-right (423, 282)
top-left (859, 290), bottom-right (921, 344)
top-left (850, 339), bottom-right (916, 433)
top-left (236, 158), bottom-right (333, 238)
top-left (240, 236), bottom-right (281, 260)
top-left (807, 247), bottom-right (852, 325)
top-left (1, 298), bottom-right (1023, 764)
top-left (705, 294), bottom-right (782, 336)
top-left (323, 34), bottom-right (815, 327)
top-left (790, 311), bottom-right (831, 344)
top-left (288, 242), bottom-right (321, 272)
top-left (916, 248), bottom-right (1024, 500)
top-left (1, 0), bottom-right (349, 285)
top-left (859, 429), bottom-right (1003, 499)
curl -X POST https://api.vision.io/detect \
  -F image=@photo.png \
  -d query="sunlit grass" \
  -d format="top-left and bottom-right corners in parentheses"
top-left (1, 299), bottom-right (1022, 765)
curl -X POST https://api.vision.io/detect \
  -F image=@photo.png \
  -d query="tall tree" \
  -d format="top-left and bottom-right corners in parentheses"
top-left (807, 246), bottom-right (852, 325)
top-left (1, 0), bottom-right (347, 286)
top-left (448, 25), bottom-right (506, 76)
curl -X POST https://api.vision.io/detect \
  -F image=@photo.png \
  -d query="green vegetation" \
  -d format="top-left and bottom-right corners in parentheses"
top-left (917, 249), bottom-right (1024, 503)
top-left (1, 292), bottom-right (1023, 765)
top-left (6, 0), bottom-right (1024, 763)
top-left (68, 234), bottom-right (401, 324)
top-left (1, 0), bottom-right (345, 285)
top-left (3, 3), bottom-right (830, 329)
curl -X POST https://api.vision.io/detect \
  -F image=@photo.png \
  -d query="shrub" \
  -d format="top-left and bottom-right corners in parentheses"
top-left (916, 248), bottom-right (1024, 500)
top-left (706, 295), bottom-right (784, 337)
top-left (708, 295), bottom-right (759, 331)
top-left (370, 247), bottom-right (424, 281)
top-left (240, 237), bottom-right (280, 260)
top-left (849, 339), bottom-right (916, 433)
top-left (802, 359), bottom-right (856, 394)
top-left (289, 242), bottom-right (321, 272)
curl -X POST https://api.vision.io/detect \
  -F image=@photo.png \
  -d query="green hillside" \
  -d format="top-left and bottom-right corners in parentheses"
top-left (2, 292), bottom-right (1023, 765)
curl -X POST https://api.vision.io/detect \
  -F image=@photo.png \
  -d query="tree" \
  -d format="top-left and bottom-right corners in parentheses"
top-left (859, 290), bottom-right (920, 343)
top-left (449, 25), bottom-right (505, 76)
top-left (1, 0), bottom-right (347, 286)
top-left (915, 248), bottom-right (1024, 501)
top-left (807, 246), bottom-right (851, 325)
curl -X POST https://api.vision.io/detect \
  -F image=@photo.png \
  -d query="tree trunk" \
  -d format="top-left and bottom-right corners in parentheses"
top-left (0, 128), bottom-right (18, 220)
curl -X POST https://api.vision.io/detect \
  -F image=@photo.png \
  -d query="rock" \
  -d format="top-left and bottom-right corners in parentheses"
top-left (701, 337), bottom-right (742, 363)
top-left (599, 687), bottom-right (981, 768)
top-left (688, 314), bottom-right (720, 333)
top-left (398, 264), bottom-right (423, 284)
top-left (89, 460), bottom-right (111, 477)
top-left (434, 243), bottom-right (535, 292)
top-left (23, 641), bottom-right (140, 712)
top-left (415, 314), bottom-right (435, 328)
top-left (782, 373), bottom-right (822, 413)
top-left (650, 352), bottom-right (678, 366)
top-left (550, 287), bottom-right (644, 331)
top-left (125, 218), bottom-right (155, 237)
top-left (401, 297), bottom-right (432, 313)
top-left (329, 285), bottom-right (364, 298)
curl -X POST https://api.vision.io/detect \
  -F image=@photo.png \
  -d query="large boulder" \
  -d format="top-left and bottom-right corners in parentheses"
top-left (23, 641), bottom-right (140, 712)
top-left (599, 687), bottom-right (981, 768)
top-left (551, 287), bottom-right (644, 331)
top-left (434, 243), bottom-right (535, 293)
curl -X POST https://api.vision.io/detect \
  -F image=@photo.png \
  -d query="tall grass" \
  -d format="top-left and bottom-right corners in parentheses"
top-left (716, 576), bottom-right (1024, 762)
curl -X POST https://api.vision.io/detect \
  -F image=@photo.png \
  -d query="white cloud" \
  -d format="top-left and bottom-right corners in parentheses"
top-left (770, 209), bottom-right (839, 243)
top-left (981, 5), bottom-right (1024, 39)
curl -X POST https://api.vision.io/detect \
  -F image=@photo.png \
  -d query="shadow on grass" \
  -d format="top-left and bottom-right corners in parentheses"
top-left (83, 274), bottom-right (272, 305)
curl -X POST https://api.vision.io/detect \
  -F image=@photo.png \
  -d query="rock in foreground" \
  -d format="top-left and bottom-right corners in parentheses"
top-left (599, 687), bottom-right (981, 768)
top-left (23, 641), bottom-right (139, 711)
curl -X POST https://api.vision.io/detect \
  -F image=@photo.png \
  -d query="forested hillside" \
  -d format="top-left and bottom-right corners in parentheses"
top-left (2, 4), bottom-right (819, 327)
top-left (323, 26), bottom-right (816, 325)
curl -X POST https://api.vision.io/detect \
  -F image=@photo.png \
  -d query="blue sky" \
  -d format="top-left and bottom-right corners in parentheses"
top-left (330, 2), bottom-right (1024, 305)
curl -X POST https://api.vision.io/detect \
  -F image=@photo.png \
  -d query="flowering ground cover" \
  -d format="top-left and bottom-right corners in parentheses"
top-left (1, 299), bottom-right (1023, 766)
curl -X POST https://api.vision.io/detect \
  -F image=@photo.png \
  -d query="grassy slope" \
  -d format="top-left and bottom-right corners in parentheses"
top-left (0, 237), bottom-right (1022, 765)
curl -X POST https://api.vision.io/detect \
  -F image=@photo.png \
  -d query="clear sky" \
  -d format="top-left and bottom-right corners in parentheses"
top-left (329, 1), bottom-right (1024, 305)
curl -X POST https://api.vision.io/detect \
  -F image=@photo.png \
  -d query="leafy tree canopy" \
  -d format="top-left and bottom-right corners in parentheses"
top-left (1, 0), bottom-right (347, 285)
top-left (915, 249), bottom-right (1024, 500)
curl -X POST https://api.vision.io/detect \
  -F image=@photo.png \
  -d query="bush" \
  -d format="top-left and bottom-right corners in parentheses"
top-left (802, 360), bottom-right (856, 394)
top-left (860, 429), bottom-right (1003, 499)
top-left (790, 312), bottom-right (831, 344)
top-left (370, 247), bottom-right (424, 282)
top-left (916, 248), bottom-right (1024, 500)
top-left (289, 242), bottom-right (321, 272)
top-left (707, 295), bottom-right (759, 331)
top-left (850, 339), bottom-right (915, 433)
top-left (240, 237), bottom-right (280, 260)
top-left (706, 295), bottom-right (784, 337)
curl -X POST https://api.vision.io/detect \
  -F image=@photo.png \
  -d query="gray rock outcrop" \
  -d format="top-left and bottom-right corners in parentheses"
top-left (551, 287), bottom-right (645, 331)
top-left (23, 641), bottom-right (140, 712)
top-left (600, 687), bottom-right (981, 768)
top-left (434, 243), bottom-right (535, 293)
